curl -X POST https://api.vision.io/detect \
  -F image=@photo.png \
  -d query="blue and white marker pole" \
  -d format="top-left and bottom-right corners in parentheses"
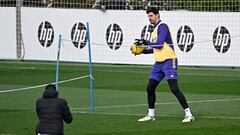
top-left (56, 34), bottom-right (62, 92)
top-left (86, 22), bottom-right (94, 113)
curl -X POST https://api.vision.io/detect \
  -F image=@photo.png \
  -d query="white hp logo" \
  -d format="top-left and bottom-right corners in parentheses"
top-left (177, 25), bottom-right (194, 52)
top-left (106, 23), bottom-right (123, 50)
top-left (38, 21), bottom-right (54, 47)
top-left (71, 22), bottom-right (87, 49)
top-left (213, 26), bottom-right (231, 53)
top-left (143, 25), bottom-right (153, 41)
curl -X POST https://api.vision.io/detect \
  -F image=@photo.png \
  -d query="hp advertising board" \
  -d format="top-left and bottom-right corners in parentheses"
top-left (106, 23), bottom-right (123, 50)
top-left (71, 22), bottom-right (88, 49)
top-left (20, 8), bottom-right (240, 66)
top-left (38, 21), bottom-right (54, 48)
top-left (213, 26), bottom-right (231, 53)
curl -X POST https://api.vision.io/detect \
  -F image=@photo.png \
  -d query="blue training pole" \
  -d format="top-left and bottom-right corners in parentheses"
top-left (56, 34), bottom-right (62, 92)
top-left (86, 22), bottom-right (94, 113)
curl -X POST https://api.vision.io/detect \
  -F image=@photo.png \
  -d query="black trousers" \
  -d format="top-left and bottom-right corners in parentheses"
top-left (147, 79), bottom-right (189, 109)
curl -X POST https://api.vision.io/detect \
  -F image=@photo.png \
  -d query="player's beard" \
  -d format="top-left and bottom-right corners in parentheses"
top-left (149, 19), bottom-right (155, 25)
top-left (149, 18), bottom-right (158, 25)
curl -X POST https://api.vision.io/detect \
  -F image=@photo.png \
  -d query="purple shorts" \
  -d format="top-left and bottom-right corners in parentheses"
top-left (150, 58), bottom-right (178, 81)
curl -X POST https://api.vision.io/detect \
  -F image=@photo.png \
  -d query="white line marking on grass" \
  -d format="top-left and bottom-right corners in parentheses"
top-left (1, 66), bottom-right (239, 77)
top-left (95, 69), bottom-right (240, 77)
top-left (1, 109), bottom-right (239, 120)
top-left (0, 75), bottom-right (90, 94)
top-left (71, 98), bottom-right (240, 110)
top-left (1, 64), bottom-right (240, 71)
top-left (200, 116), bottom-right (240, 120)
top-left (72, 111), bottom-right (240, 120)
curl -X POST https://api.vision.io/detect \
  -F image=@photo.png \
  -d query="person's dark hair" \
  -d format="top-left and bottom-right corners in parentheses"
top-left (146, 7), bottom-right (159, 15)
top-left (45, 84), bottom-right (56, 91)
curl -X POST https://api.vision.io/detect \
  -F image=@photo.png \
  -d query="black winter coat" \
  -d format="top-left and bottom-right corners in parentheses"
top-left (36, 89), bottom-right (73, 135)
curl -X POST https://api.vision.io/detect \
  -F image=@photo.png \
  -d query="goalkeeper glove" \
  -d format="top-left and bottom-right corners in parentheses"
top-left (134, 39), bottom-right (147, 46)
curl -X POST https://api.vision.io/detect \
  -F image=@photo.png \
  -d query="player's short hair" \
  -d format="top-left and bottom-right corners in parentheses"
top-left (45, 84), bottom-right (56, 91)
top-left (146, 7), bottom-right (159, 15)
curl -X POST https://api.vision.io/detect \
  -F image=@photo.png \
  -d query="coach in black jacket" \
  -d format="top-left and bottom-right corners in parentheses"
top-left (36, 84), bottom-right (73, 135)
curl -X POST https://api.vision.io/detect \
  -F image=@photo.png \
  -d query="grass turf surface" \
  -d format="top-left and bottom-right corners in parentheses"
top-left (0, 61), bottom-right (240, 135)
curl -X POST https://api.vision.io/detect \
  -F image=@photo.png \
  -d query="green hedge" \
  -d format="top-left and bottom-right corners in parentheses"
top-left (1, 0), bottom-right (239, 12)
top-left (175, 0), bottom-right (240, 12)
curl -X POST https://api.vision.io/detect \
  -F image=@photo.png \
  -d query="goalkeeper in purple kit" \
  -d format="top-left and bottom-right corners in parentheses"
top-left (131, 7), bottom-right (194, 122)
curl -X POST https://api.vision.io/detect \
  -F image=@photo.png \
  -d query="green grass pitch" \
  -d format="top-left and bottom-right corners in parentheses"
top-left (0, 61), bottom-right (240, 135)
